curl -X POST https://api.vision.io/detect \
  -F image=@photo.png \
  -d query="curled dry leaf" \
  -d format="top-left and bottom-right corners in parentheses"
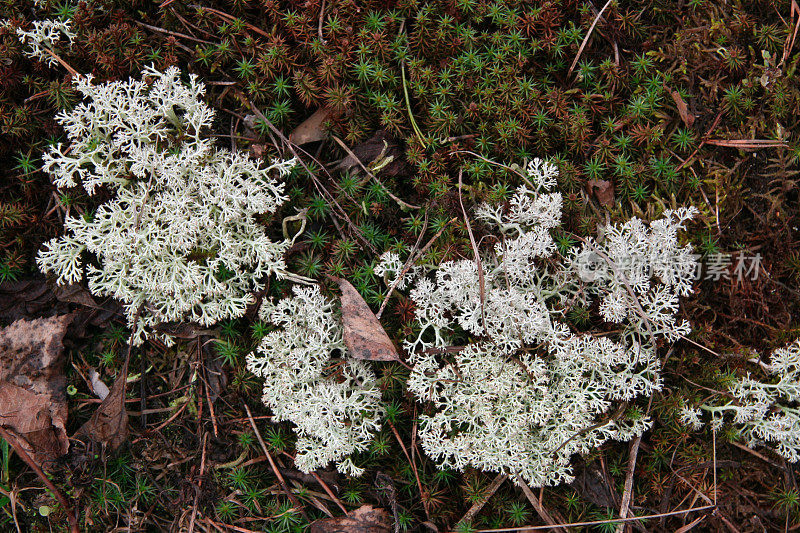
top-left (335, 278), bottom-right (400, 362)
top-left (75, 363), bottom-right (129, 449)
top-left (52, 283), bottom-right (97, 308)
top-left (0, 314), bottom-right (72, 470)
top-left (0, 278), bottom-right (66, 322)
top-left (289, 108), bottom-right (331, 145)
top-left (668, 87), bottom-right (695, 128)
top-left (309, 504), bottom-right (391, 533)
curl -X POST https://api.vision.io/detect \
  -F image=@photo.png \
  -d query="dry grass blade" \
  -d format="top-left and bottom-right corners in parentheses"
top-left (457, 169), bottom-right (487, 333)
top-left (704, 139), bottom-right (789, 149)
top-left (674, 515), bottom-right (707, 533)
top-left (568, 0), bottom-right (614, 77)
top-left (474, 504), bottom-right (717, 532)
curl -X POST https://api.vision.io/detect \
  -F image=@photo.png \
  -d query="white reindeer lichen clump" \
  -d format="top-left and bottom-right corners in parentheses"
top-left (15, 19), bottom-right (75, 66)
top-left (682, 339), bottom-right (800, 462)
top-left (246, 285), bottom-right (383, 476)
top-left (378, 159), bottom-right (698, 486)
top-left (37, 66), bottom-right (296, 344)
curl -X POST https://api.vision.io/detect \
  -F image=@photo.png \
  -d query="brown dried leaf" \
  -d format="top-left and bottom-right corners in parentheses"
top-left (335, 278), bottom-right (399, 362)
top-left (587, 179), bottom-right (615, 207)
top-left (668, 88), bottom-right (695, 128)
top-left (52, 284), bottom-right (97, 307)
top-left (0, 278), bottom-right (64, 322)
top-left (289, 108), bottom-right (331, 145)
top-left (75, 367), bottom-right (129, 449)
top-left (309, 505), bottom-right (391, 533)
top-left (0, 315), bottom-right (72, 470)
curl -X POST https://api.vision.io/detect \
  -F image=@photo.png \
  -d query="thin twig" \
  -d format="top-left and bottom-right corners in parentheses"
top-left (331, 135), bottom-right (420, 210)
top-left (311, 472), bottom-right (347, 514)
top-left (318, 0), bottom-right (327, 44)
top-left (518, 480), bottom-right (567, 533)
top-left (188, 5), bottom-right (271, 38)
top-left (43, 48), bottom-right (78, 76)
top-left (475, 504), bottom-right (717, 532)
top-left (376, 213), bottom-right (427, 319)
top-left (458, 473), bottom-right (507, 526)
top-left (0, 426), bottom-right (78, 533)
top-left (388, 422), bottom-right (430, 520)
top-left (244, 404), bottom-right (309, 521)
top-left (134, 21), bottom-right (215, 45)
top-left (202, 518), bottom-right (262, 533)
top-left (616, 435), bottom-right (642, 533)
top-left (675, 111), bottom-right (724, 171)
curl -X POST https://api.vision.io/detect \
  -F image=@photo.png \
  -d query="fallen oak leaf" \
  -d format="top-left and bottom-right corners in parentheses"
top-left (334, 278), bottom-right (400, 362)
top-left (309, 504), bottom-right (391, 533)
top-left (0, 315), bottom-right (72, 470)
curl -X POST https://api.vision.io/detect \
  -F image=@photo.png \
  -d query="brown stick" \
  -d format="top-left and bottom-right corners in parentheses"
top-left (43, 48), bottom-right (78, 77)
top-left (0, 426), bottom-right (78, 533)
top-left (388, 422), bottom-right (430, 520)
top-left (616, 435), bottom-right (642, 533)
top-left (518, 480), bottom-right (567, 533)
top-left (244, 404), bottom-right (309, 521)
top-left (459, 473), bottom-right (507, 526)
top-left (311, 471), bottom-right (347, 514)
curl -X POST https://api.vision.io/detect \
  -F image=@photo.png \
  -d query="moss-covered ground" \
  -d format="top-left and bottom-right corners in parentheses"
top-left (2, 0), bottom-right (800, 530)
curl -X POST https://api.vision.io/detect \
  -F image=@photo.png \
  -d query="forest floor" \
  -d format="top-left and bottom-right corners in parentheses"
top-left (1, 0), bottom-right (800, 531)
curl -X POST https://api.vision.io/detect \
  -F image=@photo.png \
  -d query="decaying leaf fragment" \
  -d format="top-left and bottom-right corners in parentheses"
top-left (668, 87), bottom-right (695, 128)
top-left (75, 359), bottom-right (129, 450)
top-left (0, 314), bottom-right (72, 470)
top-left (289, 108), bottom-right (331, 145)
top-left (309, 504), bottom-right (391, 533)
top-left (587, 179), bottom-right (615, 208)
top-left (335, 278), bottom-right (399, 362)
